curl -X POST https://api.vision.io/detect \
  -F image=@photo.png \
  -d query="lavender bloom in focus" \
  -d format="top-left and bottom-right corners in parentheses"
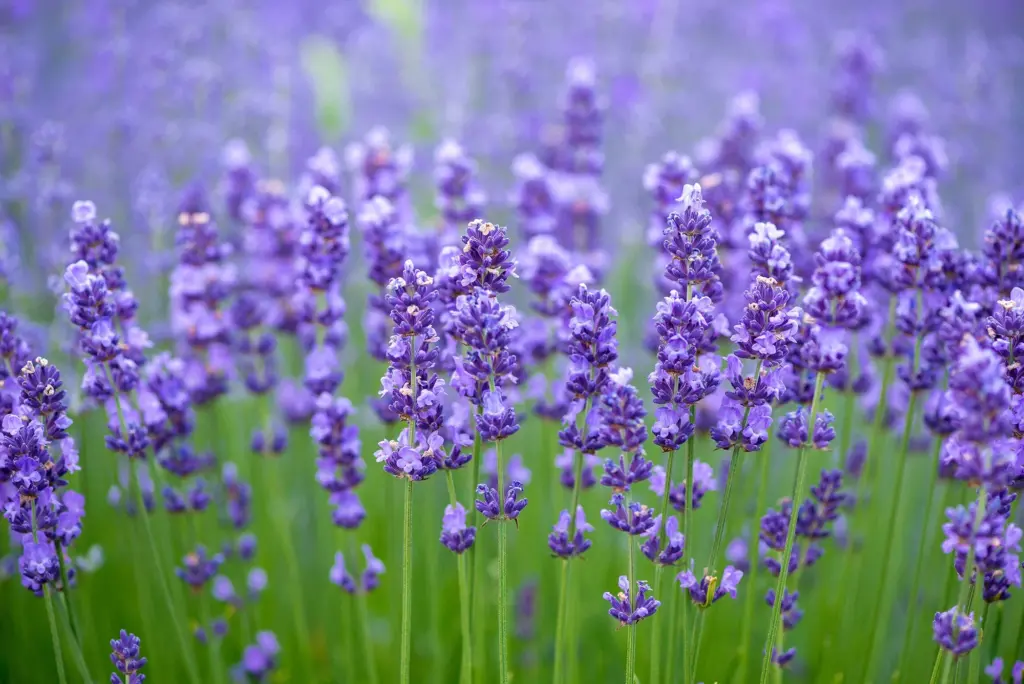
top-left (603, 575), bottom-right (660, 625)
top-left (110, 629), bottom-right (147, 684)
top-left (677, 563), bottom-right (743, 606)
top-left (932, 607), bottom-right (978, 656)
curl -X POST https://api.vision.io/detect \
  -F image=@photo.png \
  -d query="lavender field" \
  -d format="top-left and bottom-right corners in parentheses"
top-left (2, 1), bottom-right (1024, 683)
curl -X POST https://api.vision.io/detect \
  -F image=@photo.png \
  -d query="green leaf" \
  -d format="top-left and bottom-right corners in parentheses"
top-left (300, 35), bottom-right (351, 141)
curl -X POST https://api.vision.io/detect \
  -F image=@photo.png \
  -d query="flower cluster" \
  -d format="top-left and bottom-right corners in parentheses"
top-left (330, 545), bottom-right (386, 595)
top-left (169, 191), bottom-right (236, 405)
top-left (603, 576), bottom-right (660, 626)
top-left (110, 629), bottom-right (147, 684)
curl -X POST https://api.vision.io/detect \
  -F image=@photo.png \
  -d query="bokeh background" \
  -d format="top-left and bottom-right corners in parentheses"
top-left (2, 1), bottom-right (1024, 682)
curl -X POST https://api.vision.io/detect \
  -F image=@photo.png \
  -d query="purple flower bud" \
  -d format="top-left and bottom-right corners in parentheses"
top-left (440, 502), bottom-right (477, 554)
top-left (603, 576), bottom-right (661, 625)
top-left (109, 629), bottom-right (146, 684)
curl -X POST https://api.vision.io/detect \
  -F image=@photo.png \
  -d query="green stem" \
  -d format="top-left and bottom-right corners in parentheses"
top-left (738, 439), bottom-right (774, 682)
top-left (692, 610), bottom-right (708, 681)
top-left (650, 447), bottom-right (676, 684)
top-left (44, 587), bottom-right (68, 684)
top-left (929, 650), bottom-right (946, 684)
top-left (987, 604), bottom-right (1003, 664)
top-left (863, 389), bottom-right (921, 680)
top-left (447, 471), bottom-right (473, 684)
top-left (968, 602), bottom-right (990, 684)
top-left (53, 541), bottom-right (81, 642)
top-left (106, 379), bottom-right (200, 684)
top-left (496, 439), bottom-right (510, 684)
top-left (896, 436), bottom-right (945, 680)
top-left (554, 559), bottom-right (570, 684)
top-left (54, 593), bottom-right (91, 683)
top-left (626, 498), bottom-right (637, 684)
top-left (939, 489), bottom-right (988, 684)
top-left (400, 478), bottom-right (414, 684)
top-left (356, 589), bottom-right (379, 684)
top-left (758, 372), bottom-right (824, 684)
top-left (681, 410), bottom-right (696, 684)
top-left (199, 590), bottom-right (226, 684)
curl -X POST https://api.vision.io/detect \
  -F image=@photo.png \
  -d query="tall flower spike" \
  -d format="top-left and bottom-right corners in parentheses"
top-left (548, 506), bottom-right (592, 558)
top-left (661, 183), bottom-right (723, 301)
top-left (110, 629), bottom-right (147, 684)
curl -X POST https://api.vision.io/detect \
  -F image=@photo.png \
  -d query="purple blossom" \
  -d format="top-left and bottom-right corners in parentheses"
top-left (110, 629), bottom-right (147, 684)
top-left (440, 502), bottom-right (477, 554)
top-left (239, 630), bottom-right (280, 681)
top-left (776, 408), bottom-right (837, 450)
top-left (932, 607), bottom-right (978, 656)
top-left (603, 576), bottom-right (660, 625)
top-left (548, 506), bottom-right (592, 558)
top-left (600, 493), bottom-right (655, 536)
top-left (641, 515), bottom-right (685, 566)
top-left (677, 563), bottom-right (743, 606)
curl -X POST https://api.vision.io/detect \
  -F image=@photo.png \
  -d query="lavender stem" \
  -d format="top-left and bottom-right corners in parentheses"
top-left (738, 438), bottom-right (774, 682)
top-left (681, 406), bottom-right (696, 683)
top-left (496, 439), bottom-right (510, 684)
top-left (862, 388), bottom-right (921, 680)
top-left (648, 447), bottom-right (675, 684)
top-left (400, 478), bottom-right (414, 684)
top-left (895, 436), bottom-right (944, 679)
top-left (759, 371), bottom-right (825, 684)
top-left (446, 470), bottom-right (473, 684)
top-left (626, 487), bottom-right (637, 684)
top-left (44, 586), bottom-right (68, 684)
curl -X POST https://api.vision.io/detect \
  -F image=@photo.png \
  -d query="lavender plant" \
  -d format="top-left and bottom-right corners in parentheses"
top-left (6, 7), bottom-right (1024, 684)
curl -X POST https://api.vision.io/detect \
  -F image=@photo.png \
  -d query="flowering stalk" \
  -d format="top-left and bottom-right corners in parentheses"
top-left (496, 439), bottom-right (510, 684)
top-left (444, 472), bottom-right (473, 684)
top-left (759, 371), bottom-right (825, 684)
top-left (738, 438), bottom-right (773, 681)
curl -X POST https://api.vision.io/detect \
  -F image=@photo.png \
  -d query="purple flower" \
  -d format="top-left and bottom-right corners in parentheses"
top-left (176, 547), bottom-right (223, 590)
top-left (765, 588), bottom-right (803, 631)
top-left (603, 576), bottom-right (661, 625)
top-left (475, 481), bottom-right (528, 525)
top-left (802, 228), bottom-right (867, 329)
top-left (641, 515), bottom-right (685, 566)
top-left (985, 658), bottom-right (1024, 684)
top-left (600, 493), bottom-right (655, 536)
top-left (110, 629), bottom-right (147, 684)
top-left (476, 390), bottom-right (519, 443)
top-left (661, 183), bottom-right (723, 300)
top-left (776, 408), bottom-right (836, 449)
top-left (375, 432), bottom-right (439, 482)
top-left (459, 219), bottom-right (517, 295)
top-left (548, 506), bottom-right (593, 558)
top-left (731, 275), bottom-right (797, 366)
top-left (19, 539), bottom-right (59, 595)
top-left (932, 607), bottom-right (978, 656)
top-left (677, 563), bottom-right (743, 606)
top-left (433, 140), bottom-right (486, 247)
top-left (440, 502), bottom-right (477, 554)
top-left (329, 552), bottom-right (357, 594)
top-left (239, 631), bottom-right (280, 681)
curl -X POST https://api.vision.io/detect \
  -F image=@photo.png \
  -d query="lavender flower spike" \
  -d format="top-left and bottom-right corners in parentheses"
top-left (440, 502), bottom-right (477, 554)
top-left (603, 575), bottom-right (661, 625)
top-left (548, 506), bottom-right (593, 558)
top-left (110, 629), bottom-right (147, 684)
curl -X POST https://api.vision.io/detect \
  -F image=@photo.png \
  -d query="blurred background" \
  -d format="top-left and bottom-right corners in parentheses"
top-left (2, 1), bottom-right (1023, 681)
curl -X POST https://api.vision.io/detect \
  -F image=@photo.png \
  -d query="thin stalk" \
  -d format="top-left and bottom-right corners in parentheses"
top-left (468, 411), bottom-right (485, 684)
top-left (107, 383), bottom-right (200, 684)
top-left (738, 440), bottom-right (774, 682)
top-left (54, 592), bottom-right (91, 683)
top-left (447, 471), bottom-right (473, 684)
top-left (53, 541), bottom-right (80, 642)
top-left (650, 447), bottom-right (676, 684)
top-left (758, 372), bottom-right (825, 684)
top-left (863, 389), bottom-right (921, 680)
top-left (496, 439), bottom-right (510, 684)
top-left (355, 589), bottom-right (380, 684)
top-left (929, 650), bottom-right (945, 684)
top-left (400, 478), bottom-right (414, 684)
top-left (626, 493), bottom-right (637, 684)
top-left (554, 397), bottom-right (593, 683)
top-left (987, 604), bottom-right (1003, 663)
top-left (967, 602), bottom-right (990, 684)
top-left (691, 610), bottom-right (708, 680)
top-left (940, 487), bottom-right (989, 684)
top-left (681, 408), bottom-right (696, 684)
top-left (199, 591), bottom-right (226, 684)
top-left (896, 437), bottom-right (945, 680)
top-left (44, 587), bottom-right (68, 684)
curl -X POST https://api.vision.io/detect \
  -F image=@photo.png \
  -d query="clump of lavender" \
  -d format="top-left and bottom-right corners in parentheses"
top-left (985, 658), bottom-right (1024, 683)
top-left (760, 470), bottom-right (846, 668)
top-left (1, 352), bottom-right (80, 598)
top-left (169, 190), bottom-right (236, 405)
top-left (110, 629), bottom-right (147, 684)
